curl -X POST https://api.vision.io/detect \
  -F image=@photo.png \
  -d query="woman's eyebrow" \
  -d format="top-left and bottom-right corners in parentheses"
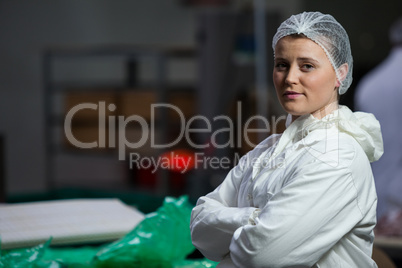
top-left (274, 57), bottom-right (320, 65)
top-left (274, 57), bottom-right (288, 62)
top-left (297, 57), bottom-right (320, 64)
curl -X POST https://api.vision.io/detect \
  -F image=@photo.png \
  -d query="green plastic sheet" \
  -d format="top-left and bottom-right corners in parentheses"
top-left (0, 196), bottom-right (217, 268)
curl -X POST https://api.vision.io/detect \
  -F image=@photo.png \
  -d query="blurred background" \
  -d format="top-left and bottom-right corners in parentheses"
top-left (0, 0), bottom-right (401, 201)
top-left (1, 0), bottom-right (402, 265)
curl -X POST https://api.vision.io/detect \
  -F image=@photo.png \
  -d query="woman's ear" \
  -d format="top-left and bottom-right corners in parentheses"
top-left (335, 63), bottom-right (348, 87)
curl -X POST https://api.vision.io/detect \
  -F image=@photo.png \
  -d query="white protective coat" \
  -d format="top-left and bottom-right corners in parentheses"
top-left (190, 106), bottom-right (383, 268)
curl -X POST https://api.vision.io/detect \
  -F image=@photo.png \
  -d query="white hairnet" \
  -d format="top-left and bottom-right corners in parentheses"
top-left (272, 12), bottom-right (353, 95)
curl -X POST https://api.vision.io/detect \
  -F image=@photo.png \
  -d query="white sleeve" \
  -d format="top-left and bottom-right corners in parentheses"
top-left (229, 158), bottom-right (366, 267)
top-left (190, 155), bottom-right (257, 262)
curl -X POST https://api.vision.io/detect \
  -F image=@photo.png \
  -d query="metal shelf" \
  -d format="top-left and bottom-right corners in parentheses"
top-left (43, 44), bottom-right (197, 194)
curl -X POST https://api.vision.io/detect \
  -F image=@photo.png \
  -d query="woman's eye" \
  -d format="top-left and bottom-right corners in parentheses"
top-left (301, 64), bottom-right (314, 71)
top-left (275, 63), bottom-right (288, 70)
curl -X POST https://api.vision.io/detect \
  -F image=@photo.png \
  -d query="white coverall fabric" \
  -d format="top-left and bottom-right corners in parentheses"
top-left (190, 105), bottom-right (383, 268)
top-left (355, 47), bottom-right (402, 219)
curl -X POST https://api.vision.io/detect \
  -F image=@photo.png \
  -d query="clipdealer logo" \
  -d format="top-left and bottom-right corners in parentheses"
top-left (64, 101), bottom-right (287, 170)
top-left (300, 114), bottom-right (340, 167)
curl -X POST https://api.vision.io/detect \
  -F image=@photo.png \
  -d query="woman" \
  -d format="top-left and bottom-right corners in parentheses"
top-left (190, 12), bottom-right (383, 267)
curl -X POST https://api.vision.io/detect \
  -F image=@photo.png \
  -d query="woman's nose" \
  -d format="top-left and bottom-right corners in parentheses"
top-left (285, 66), bottom-right (299, 85)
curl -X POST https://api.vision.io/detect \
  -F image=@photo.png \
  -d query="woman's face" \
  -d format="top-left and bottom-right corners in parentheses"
top-left (273, 36), bottom-right (339, 120)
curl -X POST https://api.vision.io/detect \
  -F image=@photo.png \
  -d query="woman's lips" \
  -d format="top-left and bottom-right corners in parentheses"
top-left (283, 91), bottom-right (302, 99)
